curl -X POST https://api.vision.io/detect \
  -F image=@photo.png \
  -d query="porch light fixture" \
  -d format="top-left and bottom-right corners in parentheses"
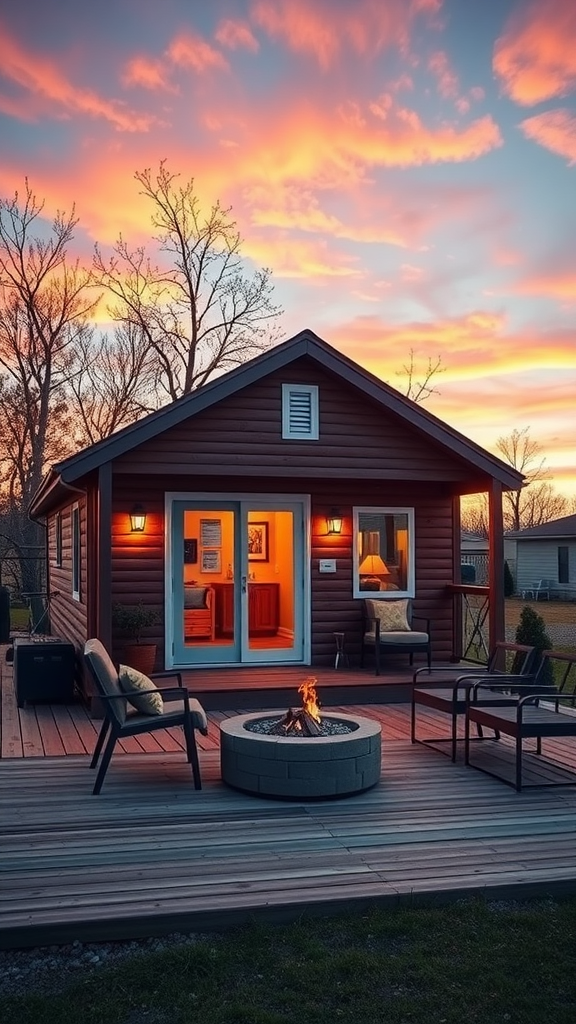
top-left (359, 553), bottom-right (390, 590)
top-left (129, 504), bottom-right (147, 533)
top-left (326, 509), bottom-right (343, 535)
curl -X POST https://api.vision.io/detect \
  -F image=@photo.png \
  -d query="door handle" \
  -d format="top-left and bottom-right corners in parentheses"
top-left (241, 575), bottom-right (247, 593)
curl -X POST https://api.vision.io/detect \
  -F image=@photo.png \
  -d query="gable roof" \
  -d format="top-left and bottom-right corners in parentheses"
top-left (30, 328), bottom-right (524, 515)
top-left (508, 513), bottom-right (576, 540)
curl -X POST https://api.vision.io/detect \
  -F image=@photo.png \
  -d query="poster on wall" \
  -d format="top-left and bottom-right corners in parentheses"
top-left (200, 518), bottom-right (222, 547)
top-left (201, 549), bottom-right (221, 573)
top-left (183, 539), bottom-right (198, 564)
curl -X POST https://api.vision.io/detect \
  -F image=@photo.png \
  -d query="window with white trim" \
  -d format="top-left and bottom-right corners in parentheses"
top-left (353, 507), bottom-right (415, 599)
top-left (281, 384), bottom-right (319, 440)
top-left (72, 505), bottom-right (81, 600)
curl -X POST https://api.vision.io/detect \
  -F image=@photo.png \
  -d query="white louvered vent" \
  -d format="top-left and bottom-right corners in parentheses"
top-left (281, 384), bottom-right (319, 440)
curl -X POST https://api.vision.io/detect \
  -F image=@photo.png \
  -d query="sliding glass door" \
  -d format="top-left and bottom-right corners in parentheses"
top-left (168, 496), bottom-right (307, 667)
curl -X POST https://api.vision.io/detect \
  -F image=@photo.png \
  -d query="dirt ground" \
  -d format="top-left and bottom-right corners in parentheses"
top-left (506, 598), bottom-right (576, 628)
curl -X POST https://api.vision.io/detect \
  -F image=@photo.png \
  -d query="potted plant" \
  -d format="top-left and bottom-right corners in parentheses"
top-left (112, 601), bottom-right (161, 676)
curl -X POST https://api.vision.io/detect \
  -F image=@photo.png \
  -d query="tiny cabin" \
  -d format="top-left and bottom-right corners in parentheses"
top-left (30, 330), bottom-right (523, 702)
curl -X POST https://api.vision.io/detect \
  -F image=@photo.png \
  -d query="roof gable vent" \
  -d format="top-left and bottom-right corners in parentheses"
top-left (282, 384), bottom-right (319, 440)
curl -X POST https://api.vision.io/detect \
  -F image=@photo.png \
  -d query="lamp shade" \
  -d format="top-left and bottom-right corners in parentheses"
top-left (358, 554), bottom-right (389, 576)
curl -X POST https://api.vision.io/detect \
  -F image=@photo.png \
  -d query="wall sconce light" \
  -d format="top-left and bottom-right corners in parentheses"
top-left (326, 509), bottom-right (343, 535)
top-left (130, 504), bottom-right (147, 533)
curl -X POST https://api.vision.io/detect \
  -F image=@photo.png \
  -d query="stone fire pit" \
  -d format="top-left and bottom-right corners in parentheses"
top-left (220, 712), bottom-right (382, 799)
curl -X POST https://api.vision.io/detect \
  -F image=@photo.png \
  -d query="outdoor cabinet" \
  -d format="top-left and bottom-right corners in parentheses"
top-left (13, 638), bottom-right (76, 707)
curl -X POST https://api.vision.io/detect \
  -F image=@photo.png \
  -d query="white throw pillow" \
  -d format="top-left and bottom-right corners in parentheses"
top-left (118, 664), bottom-right (164, 715)
top-left (373, 599), bottom-right (410, 632)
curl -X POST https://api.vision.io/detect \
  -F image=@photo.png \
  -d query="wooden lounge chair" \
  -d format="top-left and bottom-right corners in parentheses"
top-left (464, 650), bottom-right (576, 791)
top-left (410, 642), bottom-right (537, 762)
top-left (83, 638), bottom-right (208, 795)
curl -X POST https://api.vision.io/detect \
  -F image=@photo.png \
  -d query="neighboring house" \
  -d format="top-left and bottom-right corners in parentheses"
top-left (508, 514), bottom-right (576, 600)
top-left (29, 329), bottom-right (523, 703)
top-left (461, 531), bottom-right (517, 586)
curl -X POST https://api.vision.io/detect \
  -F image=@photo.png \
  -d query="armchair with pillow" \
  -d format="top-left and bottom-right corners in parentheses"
top-left (83, 638), bottom-right (208, 795)
top-left (361, 598), bottom-right (431, 675)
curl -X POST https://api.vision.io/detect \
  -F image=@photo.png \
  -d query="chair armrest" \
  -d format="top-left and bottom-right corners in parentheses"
top-left (469, 676), bottom-right (537, 700)
top-left (153, 685), bottom-right (191, 702)
top-left (412, 616), bottom-right (431, 632)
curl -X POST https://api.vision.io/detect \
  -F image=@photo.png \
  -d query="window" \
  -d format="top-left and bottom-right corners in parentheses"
top-left (353, 507), bottom-right (415, 598)
top-left (282, 384), bottom-right (319, 440)
top-left (558, 546), bottom-right (569, 585)
top-left (72, 505), bottom-right (81, 600)
top-left (55, 512), bottom-right (62, 567)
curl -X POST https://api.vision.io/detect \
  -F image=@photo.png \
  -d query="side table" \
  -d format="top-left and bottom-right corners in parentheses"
top-left (13, 638), bottom-right (76, 707)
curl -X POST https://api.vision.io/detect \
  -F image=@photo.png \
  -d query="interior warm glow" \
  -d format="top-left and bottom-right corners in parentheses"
top-left (298, 676), bottom-right (321, 723)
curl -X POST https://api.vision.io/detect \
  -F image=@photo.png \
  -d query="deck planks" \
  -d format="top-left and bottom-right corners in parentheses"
top-left (3, 649), bottom-right (576, 949)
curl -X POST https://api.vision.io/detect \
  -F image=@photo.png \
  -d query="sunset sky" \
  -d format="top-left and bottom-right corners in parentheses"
top-left (1, 0), bottom-right (575, 495)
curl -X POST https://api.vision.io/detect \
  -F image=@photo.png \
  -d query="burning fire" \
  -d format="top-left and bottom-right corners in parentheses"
top-left (297, 676), bottom-right (321, 723)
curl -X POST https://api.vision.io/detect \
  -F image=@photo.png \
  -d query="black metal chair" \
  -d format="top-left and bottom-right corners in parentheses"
top-left (465, 650), bottom-right (576, 790)
top-left (361, 598), bottom-right (431, 675)
top-left (411, 642), bottom-right (538, 762)
top-left (83, 638), bottom-right (208, 795)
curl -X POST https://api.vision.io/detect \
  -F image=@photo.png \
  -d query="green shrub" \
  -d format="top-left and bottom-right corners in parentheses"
top-left (504, 560), bottom-right (514, 597)
top-left (514, 605), bottom-right (554, 686)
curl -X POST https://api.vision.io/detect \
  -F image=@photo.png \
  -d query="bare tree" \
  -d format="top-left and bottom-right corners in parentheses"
top-left (0, 181), bottom-right (96, 599)
top-left (395, 350), bottom-right (445, 403)
top-left (68, 323), bottom-right (158, 444)
top-left (93, 162), bottom-right (283, 402)
top-left (496, 428), bottom-right (568, 531)
top-left (461, 428), bottom-right (569, 536)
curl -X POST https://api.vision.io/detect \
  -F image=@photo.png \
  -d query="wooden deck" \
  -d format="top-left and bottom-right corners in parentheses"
top-left (3, 651), bottom-right (576, 950)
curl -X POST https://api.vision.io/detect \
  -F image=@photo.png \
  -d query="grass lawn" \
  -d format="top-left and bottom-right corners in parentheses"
top-left (3, 898), bottom-right (576, 1024)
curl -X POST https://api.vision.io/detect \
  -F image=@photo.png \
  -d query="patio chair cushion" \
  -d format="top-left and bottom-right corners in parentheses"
top-left (184, 586), bottom-right (209, 608)
top-left (118, 664), bottom-right (164, 715)
top-left (368, 598), bottom-right (410, 632)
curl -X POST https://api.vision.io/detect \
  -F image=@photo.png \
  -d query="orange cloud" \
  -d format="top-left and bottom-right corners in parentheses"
top-left (251, 0), bottom-right (441, 69)
top-left (494, 0), bottom-right (576, 105)
top-left (122, 56), bottom-right (177, 93)
top-left (215, 19), bottom-right (259, 51)
top-left (167, 33), bottom-right (229, 73)
top-left (515, 268), bottom-right (576, 302)
top-left (0, 22), bottom-right (155, 131)
top-left (519, 109), bottom-right (576, 164)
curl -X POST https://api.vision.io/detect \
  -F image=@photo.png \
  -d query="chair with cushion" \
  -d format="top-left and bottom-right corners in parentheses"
top-left (83, 638), bottom-right (208, 795)
top-left (183, 585), bottom-right (215, 640)
top-left (361, 598), bottom-right (431, 675)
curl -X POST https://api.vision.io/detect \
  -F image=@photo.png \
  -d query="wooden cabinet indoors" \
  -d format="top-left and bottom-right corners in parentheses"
top-left (214, 583), bottom-right (279, 637)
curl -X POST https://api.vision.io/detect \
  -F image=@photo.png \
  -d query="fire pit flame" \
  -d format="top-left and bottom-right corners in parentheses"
top-left (269, 676), bottom-right (323, 736)
top-left (298, 676), bottom-right (321, 723)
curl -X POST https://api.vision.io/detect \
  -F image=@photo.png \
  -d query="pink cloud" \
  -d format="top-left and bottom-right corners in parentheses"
top-left (519, 109), bottom-right (576, 164)
top-left (494, 0), bottom-right (576, 105)
top-left (122, 56), bottom-right (177, 93)
top-left (0, 23), bottom-right (156, 131)
top-left (428, 50), bottom-right (459, 99)
top-left (251, 0), bottom-right (441, 69)
top-left (167, 33), bottom-right (229, 74)
top-left (215, 19), bottom-right (259, 51)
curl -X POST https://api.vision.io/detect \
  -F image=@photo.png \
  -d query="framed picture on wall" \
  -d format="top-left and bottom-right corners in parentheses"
top-left (200, 518), bottom-right (222, 547)
top-left (248, 522), bottom-right (269, 562)
top-left (184, 538), bottom-right (198, 564)
top-left (201, 548), bottom-right (221, 573)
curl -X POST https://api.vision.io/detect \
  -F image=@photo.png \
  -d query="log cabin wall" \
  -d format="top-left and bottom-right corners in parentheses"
top-left (44, 497), bottom-right (88, 684)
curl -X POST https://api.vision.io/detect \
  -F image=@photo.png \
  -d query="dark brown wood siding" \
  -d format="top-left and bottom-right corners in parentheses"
top-left (114, 359), bottom-right (477, 484)
top-left (45, 498), bottom-right (89, 685)
top-left (109, 474), bottom-right (454, 668)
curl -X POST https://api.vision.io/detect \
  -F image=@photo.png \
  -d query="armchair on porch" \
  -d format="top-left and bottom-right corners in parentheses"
top-left (83, 638), bottom-right (208, 795)
top-left (361, 598), bottom-right (431, 675)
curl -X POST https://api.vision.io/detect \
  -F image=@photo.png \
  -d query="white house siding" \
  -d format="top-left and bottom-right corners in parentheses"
top-left (516, 539), bottom-right (576, 596)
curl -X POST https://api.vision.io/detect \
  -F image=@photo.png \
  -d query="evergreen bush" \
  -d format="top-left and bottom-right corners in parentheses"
top-left (504, 560), bottom-right (514, 597)
top-left (514, 605), bottom-right (554, 687)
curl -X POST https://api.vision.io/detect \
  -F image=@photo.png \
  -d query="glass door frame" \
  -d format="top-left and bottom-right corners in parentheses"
top-left (165, 492), bottom-right (311, 669)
